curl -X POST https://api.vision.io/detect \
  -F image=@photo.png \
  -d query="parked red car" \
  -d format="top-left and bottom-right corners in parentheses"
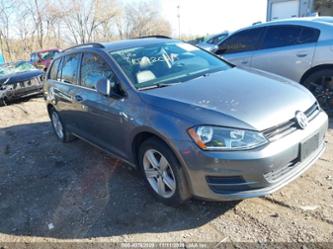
top-left (30, 49), bottom-right (60, 71)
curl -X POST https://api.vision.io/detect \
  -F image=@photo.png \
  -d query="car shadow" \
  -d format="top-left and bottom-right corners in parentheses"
top-left (0, 95), bottom-right (43, 107)
top-left (0, 122), bottom-right (238, 239)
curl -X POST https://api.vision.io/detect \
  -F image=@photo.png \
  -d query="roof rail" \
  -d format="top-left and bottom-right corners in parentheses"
top-left (62, 42), bottom-right (105, 53)
top-left (136, 35), bottom-right (172, 39)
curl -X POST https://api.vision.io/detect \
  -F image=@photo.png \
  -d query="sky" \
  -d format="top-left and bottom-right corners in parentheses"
top-left (160, 0), bottom-right (268, 36)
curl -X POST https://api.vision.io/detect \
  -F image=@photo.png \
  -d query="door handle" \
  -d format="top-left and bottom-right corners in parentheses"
top-left (75, 95), bottom-right (83, 102)
top-left (296, 53), bottom-right (308, 58)
top-left (241, 60), bottom-right (248, 65)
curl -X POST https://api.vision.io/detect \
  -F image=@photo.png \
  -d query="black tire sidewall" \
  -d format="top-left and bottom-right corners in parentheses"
top-left (138, 138), bottom-right (190, 206)
top-left (303, 69), bottom-right (333, 115)
top-left (303, 69), bottom-right (333, 88)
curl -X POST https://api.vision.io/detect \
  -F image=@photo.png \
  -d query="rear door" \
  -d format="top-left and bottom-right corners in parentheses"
top-left (216, 27), bottom-right (265, 67)
top-left (251, 25), bottom-right (320, 82)
top-left (49, 53), bottom-right (82, 129)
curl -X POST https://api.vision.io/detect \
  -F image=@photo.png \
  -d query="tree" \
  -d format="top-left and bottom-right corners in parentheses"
top-left (314, 0), bottom-right (333, 15)
top-left (0, 0), bottom-right (172, 61)
top-left (0, 0), bottom-right (16, 61)
top-left (59, 0), bottom-right (119, 44)
top-left (121, 1), bottom-right (171, 38)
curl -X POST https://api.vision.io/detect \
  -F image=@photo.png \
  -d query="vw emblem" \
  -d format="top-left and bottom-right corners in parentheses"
top-left (295, 111), bottom-right (308, 129)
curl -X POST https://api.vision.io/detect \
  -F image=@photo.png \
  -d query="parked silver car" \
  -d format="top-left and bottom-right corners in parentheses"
top-left (215, 17), bottom-right (333, 115)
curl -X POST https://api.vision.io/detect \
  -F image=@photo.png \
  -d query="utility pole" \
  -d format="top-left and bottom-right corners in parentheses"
top-left (177, 1), bottom-right (181, 39)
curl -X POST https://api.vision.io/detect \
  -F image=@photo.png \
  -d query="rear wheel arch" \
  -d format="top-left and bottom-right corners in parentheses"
top-left (300, 64), bottom-right (333, 84)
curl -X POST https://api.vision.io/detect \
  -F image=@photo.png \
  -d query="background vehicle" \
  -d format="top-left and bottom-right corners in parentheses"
top-left (45, 39), bottom-right (327, 206)
top-left (187, 36), bottom-right (206, 45)
top-left (0, 61), bottom-right (44, 106)
top-left (197, 31), bottom-right (229, 52)
top-left (30, 49), bottom-right (60, 71)
top-left (215, 17), bottom-right (333, 115)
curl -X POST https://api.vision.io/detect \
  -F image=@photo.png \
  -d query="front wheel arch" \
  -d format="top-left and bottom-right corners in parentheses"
top-left (132, 131), bottom-right (192, 192)
top-left (138, 137), bottom-right (191, 205)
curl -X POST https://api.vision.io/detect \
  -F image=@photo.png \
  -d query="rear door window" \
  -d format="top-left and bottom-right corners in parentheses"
top-left (298, 27), bottom-right (320, 44)
top-left (261, 25), bottom-right (302, 49)
top-left (216, 28), bottom-right (264, 55)
top-left (80, 53), bottom-right (114, 90)
top-left (60, 53), bottom-right (81, 84)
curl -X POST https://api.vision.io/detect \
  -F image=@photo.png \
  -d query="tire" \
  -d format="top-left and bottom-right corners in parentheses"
top-left (0, 97), bottom-right (8, 107)
top-left (303, 69), bottom-right (333, 116)
top-left (138, 137), bottom-right (191, 206)
top-left (49, 108), bottom-right (76, 143)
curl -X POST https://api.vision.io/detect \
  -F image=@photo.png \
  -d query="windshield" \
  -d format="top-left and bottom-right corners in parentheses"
top-left (110, 41), bottom-right (231, 89)
top-left (0, 61), bottom-right (37, 77)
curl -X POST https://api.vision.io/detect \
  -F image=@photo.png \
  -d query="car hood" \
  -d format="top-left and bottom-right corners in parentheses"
top-left (140, 68), bottom-right (316, 131)
top-left (0, 70), bottom-right (43, 85)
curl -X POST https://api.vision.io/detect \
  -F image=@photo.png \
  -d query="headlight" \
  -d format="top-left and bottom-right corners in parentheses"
top-left (188, 126), bottom-right (268, 151)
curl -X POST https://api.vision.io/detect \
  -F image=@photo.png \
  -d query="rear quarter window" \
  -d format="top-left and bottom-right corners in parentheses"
top-left (48, 58), bottom-right (61, 80)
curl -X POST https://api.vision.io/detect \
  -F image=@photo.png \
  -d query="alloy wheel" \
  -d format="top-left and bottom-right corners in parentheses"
top-left (51, 111), bottom-right (64, 139)
top-left (143, 149), bottom-right (176, 198)
top-left (307, 75), bottom-right (333, 116)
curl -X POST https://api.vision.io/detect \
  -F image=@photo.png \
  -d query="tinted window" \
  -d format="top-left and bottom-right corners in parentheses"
top-left (299, 27), bottom-right (320, 44)
top-left (80, 53), bottom-right (114, 89)
top-left (49, 58), bottom-right (61, 80)
top-left (60, 54), bottom-right (80, 84)
top-left (216, 28), bottom-right (263, 55)
top-left (261, 25), bottom-right (302, 49)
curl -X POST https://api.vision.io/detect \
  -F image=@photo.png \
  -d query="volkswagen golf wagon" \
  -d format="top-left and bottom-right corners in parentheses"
top-left (44, 37), bottom-right (328, 205)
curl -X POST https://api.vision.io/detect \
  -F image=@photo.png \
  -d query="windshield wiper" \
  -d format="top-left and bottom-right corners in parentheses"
top-left (137, 82), bottom-right (180, 91)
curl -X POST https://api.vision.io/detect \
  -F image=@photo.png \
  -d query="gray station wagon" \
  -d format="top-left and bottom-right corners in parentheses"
top-left (44, 37), bottom-right (328, 205)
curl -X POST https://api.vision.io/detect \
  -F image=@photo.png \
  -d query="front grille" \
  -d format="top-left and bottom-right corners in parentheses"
top-left (263, 102), bottom-right (320, 141)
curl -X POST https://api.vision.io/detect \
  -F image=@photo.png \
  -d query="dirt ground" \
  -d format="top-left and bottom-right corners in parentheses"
top-left (0, 97), bottom-right (332, 246)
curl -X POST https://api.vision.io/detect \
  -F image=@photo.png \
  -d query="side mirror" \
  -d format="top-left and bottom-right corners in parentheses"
top-left (96, 77), bottom-right (113, 96)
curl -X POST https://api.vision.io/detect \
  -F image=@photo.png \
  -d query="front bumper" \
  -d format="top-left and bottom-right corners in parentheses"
top-left (175, 111), bottom-right (329, 201)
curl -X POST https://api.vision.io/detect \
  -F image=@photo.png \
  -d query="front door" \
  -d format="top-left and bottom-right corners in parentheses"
top-left (74, 52), bottom-right (128, 158)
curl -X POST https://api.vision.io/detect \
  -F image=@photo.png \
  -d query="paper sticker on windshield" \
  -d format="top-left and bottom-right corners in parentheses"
top-left (176, 43), bottom-right (199, 52)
